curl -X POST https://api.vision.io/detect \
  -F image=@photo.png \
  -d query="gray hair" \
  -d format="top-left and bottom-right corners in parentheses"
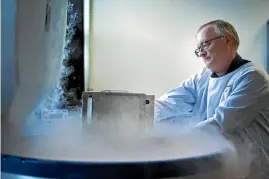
top-left (197, 19), bottom-right (240, 49)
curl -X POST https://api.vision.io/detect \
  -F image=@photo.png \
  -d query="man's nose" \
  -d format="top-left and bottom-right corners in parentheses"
top-left (198, 51), bottom-right (207, 58)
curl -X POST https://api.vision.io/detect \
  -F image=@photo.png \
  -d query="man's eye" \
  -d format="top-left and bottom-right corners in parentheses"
top-left (202, 42), bottom-right (211, 48)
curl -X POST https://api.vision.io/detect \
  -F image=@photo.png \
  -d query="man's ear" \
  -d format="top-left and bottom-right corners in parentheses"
top-left (225, 35), bottom-right (233, 45)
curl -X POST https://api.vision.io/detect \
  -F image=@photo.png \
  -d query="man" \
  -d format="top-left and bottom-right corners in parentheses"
top-left (155, 19), bottom-right (269, 177)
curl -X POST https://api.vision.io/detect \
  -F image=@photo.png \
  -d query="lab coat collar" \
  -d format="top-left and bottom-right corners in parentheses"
top-left (211, 53), bottom-right (250, 78)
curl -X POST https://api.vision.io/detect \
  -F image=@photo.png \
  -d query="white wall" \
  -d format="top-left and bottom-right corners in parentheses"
top-left (91, 0), bottom-right (269, 97)
top-left (2, 0), bottom-right (67, 122)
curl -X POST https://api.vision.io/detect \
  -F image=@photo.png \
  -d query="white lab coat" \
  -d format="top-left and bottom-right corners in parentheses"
top-left (155, 62), bottom-right (269, 177)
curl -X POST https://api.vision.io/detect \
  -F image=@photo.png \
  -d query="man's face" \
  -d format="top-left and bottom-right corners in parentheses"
top-left (195, 25), bottom-right (230, 74)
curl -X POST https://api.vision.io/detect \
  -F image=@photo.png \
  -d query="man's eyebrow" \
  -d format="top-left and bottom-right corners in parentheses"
top-left (198, 40), bottom-right (206, 46)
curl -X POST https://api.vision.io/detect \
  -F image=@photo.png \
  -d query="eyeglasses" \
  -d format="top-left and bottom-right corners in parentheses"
top-left (194, 35), bottom-right (224, 57)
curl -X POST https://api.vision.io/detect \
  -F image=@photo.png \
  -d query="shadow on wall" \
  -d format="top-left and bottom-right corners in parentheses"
top-left (1, 0), bottom-right (17, 116)
top-left (251, 22), bottom-right (267, 70)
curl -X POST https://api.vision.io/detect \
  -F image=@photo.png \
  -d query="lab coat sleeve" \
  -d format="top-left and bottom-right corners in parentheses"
top-left (196, 70), bottom-right (269, 133)
top-left (155, 75), bottom-right (197, 121)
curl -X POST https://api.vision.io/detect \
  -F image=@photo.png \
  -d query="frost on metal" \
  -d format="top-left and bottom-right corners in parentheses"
top-left (38, 0), bottom-right (84, 112)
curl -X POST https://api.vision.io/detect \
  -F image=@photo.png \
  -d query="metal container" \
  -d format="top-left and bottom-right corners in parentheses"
top-left (82, 91), bottom-right (155, 128)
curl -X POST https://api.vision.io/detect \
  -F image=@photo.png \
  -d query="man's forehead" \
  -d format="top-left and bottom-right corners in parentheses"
top-left (196, 25), bottom-right (217, 43)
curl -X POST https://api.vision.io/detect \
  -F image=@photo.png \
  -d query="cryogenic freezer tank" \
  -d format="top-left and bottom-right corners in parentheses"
top-left (2, 91), bottom-right (232, 179)
top-left (2, 91), bottom-right (231, 178)
top-left (1, 132), bottom-right (229, 179)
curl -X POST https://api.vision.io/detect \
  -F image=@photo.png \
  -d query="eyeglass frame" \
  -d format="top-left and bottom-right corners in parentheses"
top-left (194, 35), bottom-right (225, 57)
